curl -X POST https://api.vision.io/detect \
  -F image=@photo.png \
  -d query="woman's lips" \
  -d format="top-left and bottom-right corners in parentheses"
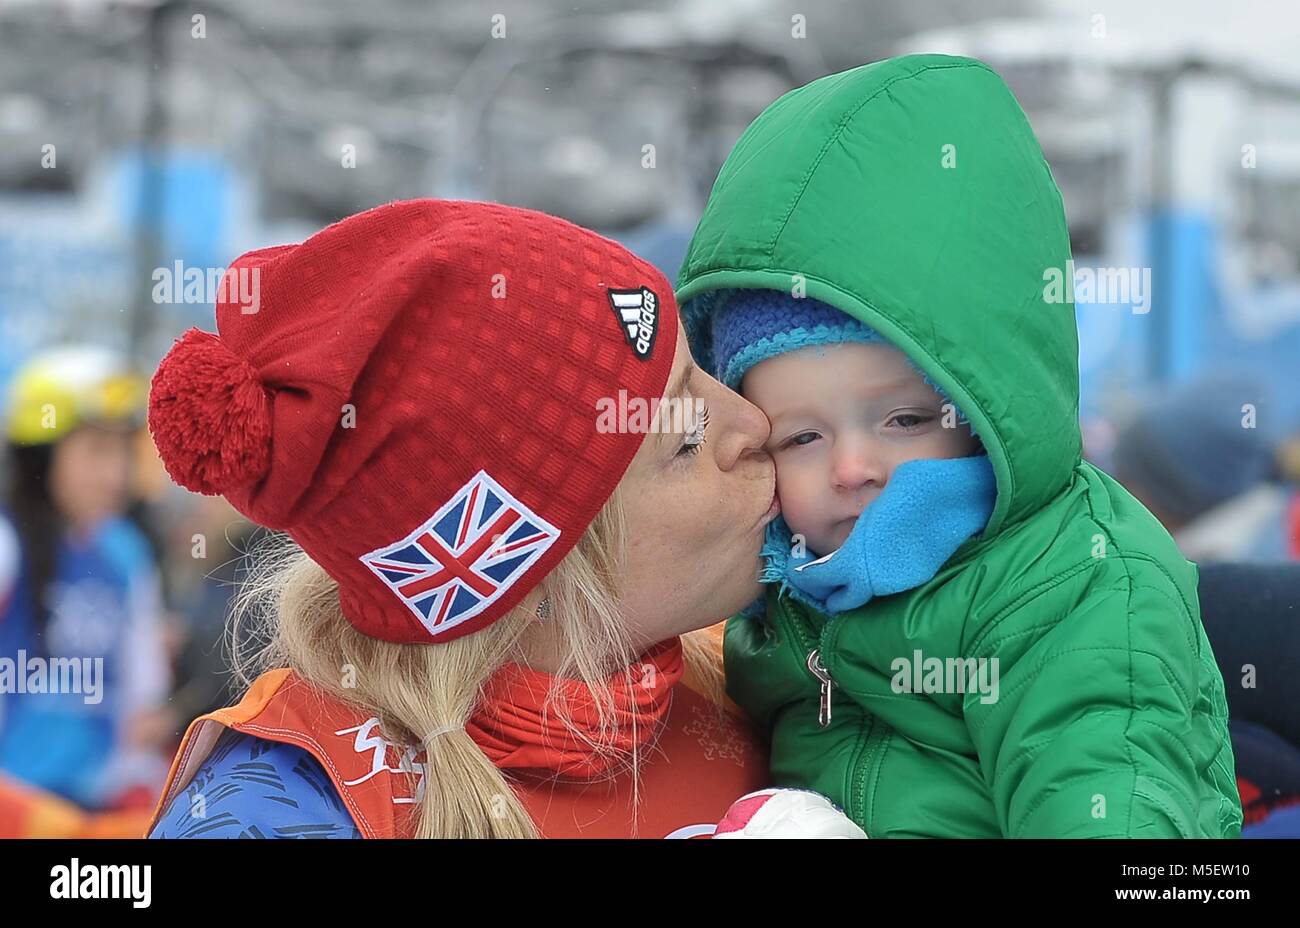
top-left (760, 489), bottom-right (781, 525)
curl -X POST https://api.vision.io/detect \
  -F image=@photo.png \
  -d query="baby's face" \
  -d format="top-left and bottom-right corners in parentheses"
top-left (743, 341), bottom-right (980, 556)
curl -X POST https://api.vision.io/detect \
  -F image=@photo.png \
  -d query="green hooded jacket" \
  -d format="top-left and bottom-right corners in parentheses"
top-left (676, 55), bottom-right (1242, 838)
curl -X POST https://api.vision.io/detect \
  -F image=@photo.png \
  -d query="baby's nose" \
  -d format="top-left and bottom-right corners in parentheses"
top-left (830, 443), bottom-right (887, 491)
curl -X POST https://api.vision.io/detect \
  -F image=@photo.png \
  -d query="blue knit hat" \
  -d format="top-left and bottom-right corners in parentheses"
top-left (709, 290), bottom-right (964, 422)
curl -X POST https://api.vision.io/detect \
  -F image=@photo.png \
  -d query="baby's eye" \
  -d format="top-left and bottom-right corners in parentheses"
top-left (783, 431), bottom-right (820, 449)
top-left (888, 413), bottom-right (934, 430)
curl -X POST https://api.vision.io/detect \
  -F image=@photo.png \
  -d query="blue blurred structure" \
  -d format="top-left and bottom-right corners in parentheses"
top-left (901, 19), bottom-right (1300, 441)
top-left (0, 149), bottom-right (239, 384)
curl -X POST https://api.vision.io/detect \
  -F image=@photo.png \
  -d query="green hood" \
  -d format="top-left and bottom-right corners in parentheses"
top-left (676, 55), bottom-right (1080, 536)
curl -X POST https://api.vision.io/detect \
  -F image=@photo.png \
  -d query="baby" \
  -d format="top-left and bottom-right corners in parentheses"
top-left (679, 53), bottom-right (1241, 837)
top-left (714, 292), bottom-right (994, 620)
top-left (746, 334), bottom-right (979, 557)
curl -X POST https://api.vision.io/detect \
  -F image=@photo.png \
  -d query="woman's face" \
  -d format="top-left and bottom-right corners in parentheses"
top-left (612, 320), bottom-right (778, 653)
top-left (50, 425), bottom-right (133, 533)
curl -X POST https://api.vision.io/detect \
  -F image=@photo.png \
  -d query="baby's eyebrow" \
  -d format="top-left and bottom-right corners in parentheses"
top-left (764, 383), bottom-right (939, 427)
top-left (859, 378), bottom-right (924, 396)
top-left (764, 408), bottom-right (820, 436)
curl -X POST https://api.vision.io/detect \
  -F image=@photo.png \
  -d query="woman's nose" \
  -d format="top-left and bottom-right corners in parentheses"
top-left (715, 388), bottom-right (772, 472)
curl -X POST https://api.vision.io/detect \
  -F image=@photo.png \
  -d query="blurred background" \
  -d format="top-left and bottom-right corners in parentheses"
top-left (0, 0), bottom-right (1297, 836)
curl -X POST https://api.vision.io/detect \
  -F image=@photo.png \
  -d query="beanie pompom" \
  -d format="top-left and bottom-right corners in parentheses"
top-left (148, 328), bottom-right (272, 495)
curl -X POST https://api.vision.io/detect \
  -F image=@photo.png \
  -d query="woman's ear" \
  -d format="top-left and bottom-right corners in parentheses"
top-left (520, 587), bottom-right (552, 622)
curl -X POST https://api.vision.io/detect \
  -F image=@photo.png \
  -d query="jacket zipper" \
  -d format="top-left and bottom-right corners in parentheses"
top-left (773, 595), bottom-right (876, 827)
top-left (807, 648), bottom-right (836, 728)
top-left (773, 594), bottom-right (840, 729)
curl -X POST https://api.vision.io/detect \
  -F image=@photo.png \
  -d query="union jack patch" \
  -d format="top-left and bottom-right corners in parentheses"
top-left (360, 470), bottom-right (561, 638)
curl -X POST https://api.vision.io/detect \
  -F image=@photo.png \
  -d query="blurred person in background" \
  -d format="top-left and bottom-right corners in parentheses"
top-left (1112, 374), bottom-right (1300, 835)
top-left (159, 494), bottom-right (260, 730)
top-left (126, 422), bottom-right (258, 742)
top-left (1111, 374), bottom-right (1293, 564)
top-left (1282, 436), bottom-right (1300, 560)
top-left (0, 345), bottom-right (172, 829)
top-left (1196, 561), bottom-right (1300, 836)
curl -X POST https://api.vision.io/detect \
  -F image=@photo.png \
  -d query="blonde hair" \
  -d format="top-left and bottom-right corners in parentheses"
top-left (229, 487), bottom-right (726, 838)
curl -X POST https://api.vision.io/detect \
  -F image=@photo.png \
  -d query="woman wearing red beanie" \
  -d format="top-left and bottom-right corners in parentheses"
top-left (144, 199), bottom-right (780, 838)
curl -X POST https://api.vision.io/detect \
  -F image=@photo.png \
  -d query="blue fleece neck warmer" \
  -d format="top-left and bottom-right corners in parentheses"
top-left (759, 454), bottom-right (997, 615)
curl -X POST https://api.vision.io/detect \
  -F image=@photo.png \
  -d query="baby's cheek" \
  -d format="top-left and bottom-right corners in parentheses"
top-left (773, 462), bottom-right (828, 540)
top-left (930, 424), bottom-right (980, 459)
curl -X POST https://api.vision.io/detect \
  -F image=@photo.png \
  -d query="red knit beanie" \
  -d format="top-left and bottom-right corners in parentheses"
top-left (148, 200), bottom-right (677, 644)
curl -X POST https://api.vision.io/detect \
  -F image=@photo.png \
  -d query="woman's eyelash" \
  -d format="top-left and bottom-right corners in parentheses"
top-left (676, 405), bottom-right (710, 457)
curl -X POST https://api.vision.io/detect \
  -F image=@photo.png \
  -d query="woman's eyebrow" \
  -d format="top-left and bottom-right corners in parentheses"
top-left (654, 362), bottom-right (696, 448)
top-left (664, 362), bottom-right (695, 403)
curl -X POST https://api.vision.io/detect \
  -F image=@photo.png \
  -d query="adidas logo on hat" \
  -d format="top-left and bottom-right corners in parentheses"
top-left (607, 287), bottom-right (659, 361)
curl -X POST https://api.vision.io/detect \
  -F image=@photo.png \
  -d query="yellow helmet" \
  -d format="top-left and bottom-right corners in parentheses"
top-left (5, 345), bottom-right (147, 446)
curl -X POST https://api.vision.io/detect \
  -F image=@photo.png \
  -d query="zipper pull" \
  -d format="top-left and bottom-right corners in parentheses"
top-left (807, 649), bottom-right (835, 728)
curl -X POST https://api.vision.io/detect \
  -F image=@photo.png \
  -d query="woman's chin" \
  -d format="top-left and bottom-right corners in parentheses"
top-left (710, 561), bottom-right (766, 626)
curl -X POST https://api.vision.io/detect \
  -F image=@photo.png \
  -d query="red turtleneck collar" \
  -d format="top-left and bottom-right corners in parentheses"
top-left (466, 638), bottom-right (684, 779)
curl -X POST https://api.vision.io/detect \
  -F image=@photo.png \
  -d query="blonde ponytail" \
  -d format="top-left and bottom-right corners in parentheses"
top-left (227, 489), bottom-right (662, 838)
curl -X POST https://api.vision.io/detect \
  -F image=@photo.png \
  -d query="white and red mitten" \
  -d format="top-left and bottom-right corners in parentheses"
top-left (713, 788), bottom-right (868, 839)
